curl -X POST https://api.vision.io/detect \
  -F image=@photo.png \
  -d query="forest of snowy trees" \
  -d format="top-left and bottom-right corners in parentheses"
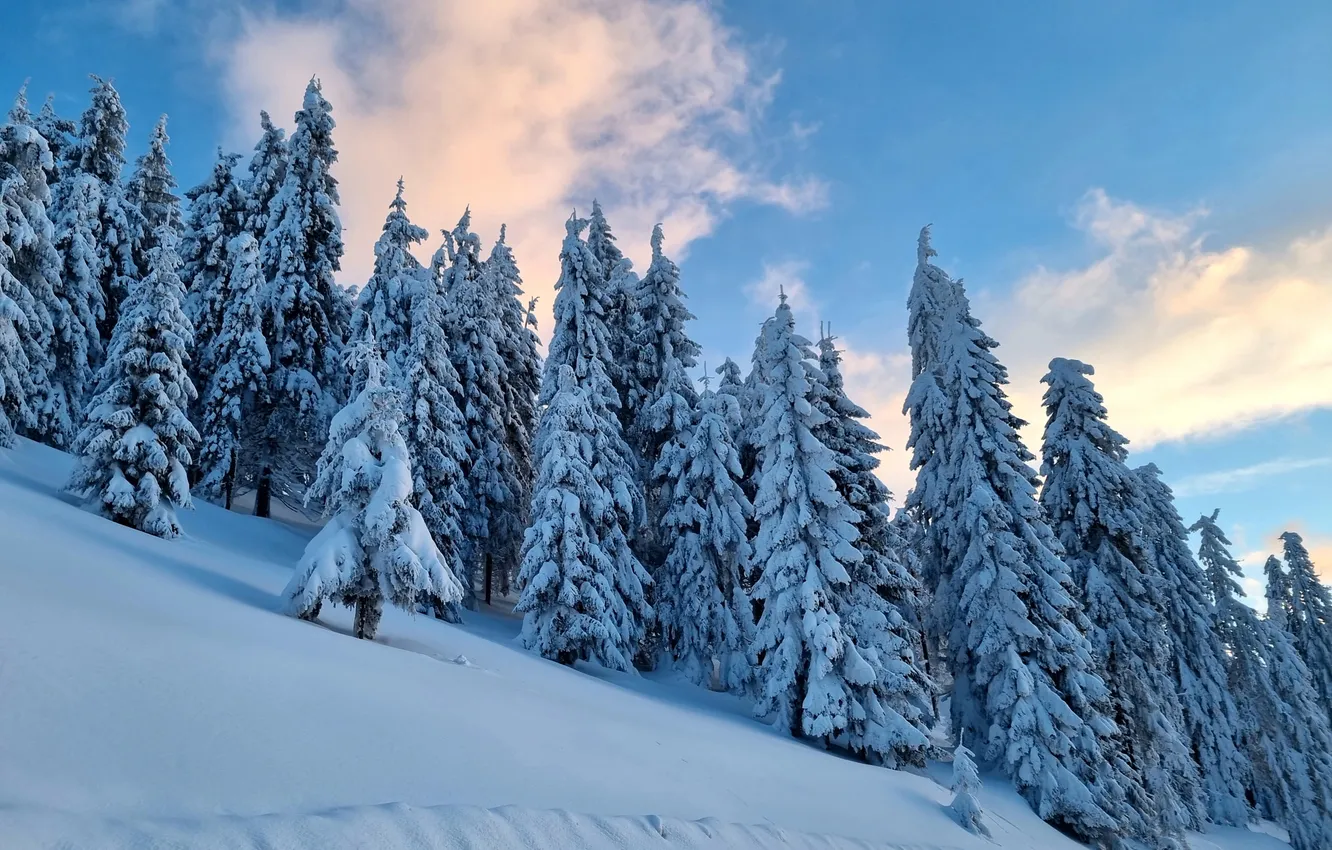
top-left (3, 74), bottom-right (1332, 849)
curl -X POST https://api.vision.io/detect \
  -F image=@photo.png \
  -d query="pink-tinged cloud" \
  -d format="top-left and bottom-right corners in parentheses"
top-left (217, 0), bottom-right (826, 333)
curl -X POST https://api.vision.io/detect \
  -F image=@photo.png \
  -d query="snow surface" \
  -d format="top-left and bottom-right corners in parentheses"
top-left (0, 438), bottom-right (1294, 849)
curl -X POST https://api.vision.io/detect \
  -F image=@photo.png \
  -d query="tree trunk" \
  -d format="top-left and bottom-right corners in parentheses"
top-left (353, 595), bottom-right (381, 640)
top-left (223, 450), bottom-right (237, 511)
top-left (791, 663), bottom-right (808, 739)
top-left (484, 552), bottom-right (493, 606)
top-left (254, 465), bottom-right (272, 518)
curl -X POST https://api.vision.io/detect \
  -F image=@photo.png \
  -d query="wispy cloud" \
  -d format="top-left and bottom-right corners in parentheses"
top-left (987, 189), bottom-right (1332, 449)
top-left (744, 259), bottom-right (812, 314)
top-left (213, 0), bottom-right (826, 324)
top-left (1172, 457), bottom-right (1332, 498)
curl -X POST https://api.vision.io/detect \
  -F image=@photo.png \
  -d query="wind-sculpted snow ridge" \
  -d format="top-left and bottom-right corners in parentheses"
top-left (0, 802), bottom-right (972, 850)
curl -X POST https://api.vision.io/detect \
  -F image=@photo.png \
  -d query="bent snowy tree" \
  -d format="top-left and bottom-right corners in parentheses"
top-left (283, 342), bottom-right (463, 640)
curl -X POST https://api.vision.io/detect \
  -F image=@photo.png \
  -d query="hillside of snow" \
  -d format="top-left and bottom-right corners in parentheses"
top-left (0, 439), bottom-right (1289, 849)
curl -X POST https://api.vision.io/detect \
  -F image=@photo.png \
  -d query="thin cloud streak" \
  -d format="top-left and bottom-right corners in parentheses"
top-left (1172, 457), bottom-right (1332, 498)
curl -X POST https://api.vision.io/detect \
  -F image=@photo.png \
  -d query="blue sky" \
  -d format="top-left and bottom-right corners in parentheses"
top-left (5, 0), bottom-right (1330, 598)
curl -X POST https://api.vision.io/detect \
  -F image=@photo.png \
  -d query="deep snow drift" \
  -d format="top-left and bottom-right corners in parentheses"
top-left (0, 439), bottom-right (1290, 849)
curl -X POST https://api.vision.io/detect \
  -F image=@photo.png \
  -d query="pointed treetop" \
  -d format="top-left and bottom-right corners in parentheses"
top-left (650, 222), bottom-right (665, 255)
top-left (565, 211), bottom-right (587, 238)
top-left (259, 109), bottom-right (276, 132)
top-left (498, 222), bottom-right (508, 244)
top-left (917, 224), bottom-right (936, 265)
top-left (457, 206), bottom-right (472, 230)
top-left (10, 80), bottom-right (30, 123)
top-left (1280, 530), bottom-right (1306, 548)
top-left (778, 284), bottom-right (787, 306)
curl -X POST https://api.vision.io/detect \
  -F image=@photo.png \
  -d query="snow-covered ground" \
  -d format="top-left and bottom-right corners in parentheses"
top-left (0, 439), bottom-right (1291, 849)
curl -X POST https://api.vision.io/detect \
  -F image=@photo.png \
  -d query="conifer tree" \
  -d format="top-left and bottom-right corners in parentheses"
top-left (283, 342), bottom-right (463, 640)
top-left (399, 264), bottom-right (471, 619)
top-left (628, 225), bottom-right (700, 576)
top-left (813, 330), bottom-right (935, 766)
top-left (34, 96), bottom-right (75, 186)
top-left (485, 224), bottom-right (541, 596)
top-left (441, 210), bottom-right (521, 608)
top-left (1278, 531), bottom-right (1332, 715)
top-left (1039, 359), bottom-right (1203, 843)
top-left (254, 77), bottom-right (351, 517)
top-left (749, 294), bottom-right (879, 751)
top-left (713, 357), bottom-right (746, 445)
top-left (244, 111), bottom-right (287, 251)
top-left (950, 741), bottom-right (990, 838)
top-left (585, 200), bottom-right (637, 417)
top-left (181, 148), bottom-right (247, 404)
top-left (67, 227), bottom-right (198, 538)
top-left (517, 216), bottom-right (649, 669)
top-left (51, 75), bottom-right (137, 400)
top-left (0, 87), bottom-right (61, 445)
top-left (350, 179), bottom-right (427, 377)
top-left (904, 263), bottom-right (1122, 842)
top-left (194, 233), bottom-right (268, 508)
top-left (1135, 471), bottom-right (1253, 827)
top-left (655, 384), bottom-right (753, 691)
top-left (1265, 554), bottom-right (1293, 631)
top-left (126, 115), bottom-right (181, 278)
top-left (1194, 512), bottom-right (1332, 850)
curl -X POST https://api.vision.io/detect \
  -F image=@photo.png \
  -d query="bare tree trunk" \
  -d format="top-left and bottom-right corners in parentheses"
top-left (254, 465), bottom-right (272, 518)
top-left (223, 450), bottom-right (237, 511)
top-left (484, 552), bottom-right (493, 606)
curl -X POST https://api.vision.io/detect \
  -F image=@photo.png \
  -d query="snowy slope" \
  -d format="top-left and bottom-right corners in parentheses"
top-left (0, 439), bottom-right (1289, 849)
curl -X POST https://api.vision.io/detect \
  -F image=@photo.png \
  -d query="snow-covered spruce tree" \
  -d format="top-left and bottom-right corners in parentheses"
top-left (254, 77), bottom-right (352, 518)
top-left (517, 215), bottom-right (650, 670)
top-left (516, 366), bottom-right (653, 670)
top-left (283, 341), bottom-right (463, 640)
top-left (628, 225), bottom-right (699, 564)
top-left (485, 224), bottom-right (541, 596)
top-left (748, 295), bottom-right (871, 748)
top-left (1039, 359), bottom-right (1203, 844)
top-left (441, 210), bottom-right (522, 608)
top-left (194, 233), bottom-right (268, 509)
top-left (585, 200), bottom-right (638, 418)
top-left (125, 115), bottom-right (181, 280)
top-left (243, 111), bottom-right (287, 250)
top-left (1265, 554), bottom-right (1293, 631)
top-left (399, 264), bottom-right (471, 620)
top-left (904, 288), bottom-right (1122, 842)
top-left (907, 225), bottom-right (962, 382)
top-left (1135, 467), bottom-right (1253, 826)
top-left (812, 329), bottom-right (935, 766)
top-left (654, 384), bottom-right (753, 691)
top-left (950, 741), bottom-right (991, 838)
top-left (181, 148), bottom-right (246, 407)
top-left (1193, 511), bottom-right (1332, 850)
top-left (66, 227), bottom-right (199, 538)
top-left (34, 96), bottom-right (75, 187)
top-left (713, 357), bottom-right (747, 446)
top-left (50, 76), bottom-right (137, 409)
top-left (1278, 531), bottom-right (1332, 715)
top-left (0, 87), bottom-right (61, 446)
top-left (349, 179), bottom-right (428, 380)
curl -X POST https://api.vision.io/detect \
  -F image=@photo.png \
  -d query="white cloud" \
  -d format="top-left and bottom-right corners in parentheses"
top-left (744, 260), bottom-right (812, 315)
top-left (986, 189), bottom-right (1332, 449)
top-left (214, 0), bottom-right (826, 329)
top-left (1172, 456), bottom-right (1332, 498)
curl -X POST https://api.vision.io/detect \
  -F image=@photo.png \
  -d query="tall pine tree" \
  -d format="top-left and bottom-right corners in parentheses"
top-left (194, 233), bottom-right (268, 508)
top-left (1136, 468), bottom-right (1253, 826)
top-left (244, 110), bottom-right (287, 252)
top-left (1039, 359), bottom-right (1203, 844)
top-left (655, 383), bottom-right (753, 691)
top-left (350, 179), bottom-right (427, 377)
top-left (904, 259), bottom-right (1123, 842)
top-left (585, 200), bottom-right (638, 419)
top-left (181, 148), bottom-right (247, 406)
top-left (1277, 531), bottom-right (1332, 716)
top-left (254, 77), bottom-right (351, 517)
top-left (516, 215), bottom-right (649, 670)
top-left (67, 227), bottom-right (198, 538)
top-left (125, 115), bottom-right (181, 279)
top-left (50, 76), bottom-right (137, 419)
top-left (1194, 511), bottom-right (1332, 850)
top-left (0, 87), bottom-right (61, 445)
top-left (812, 329), bottom-right (935, 766)
top-left (485, 224), bottom-right (541, 596)
top-left (441, 210), bottom-right (522, 608)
